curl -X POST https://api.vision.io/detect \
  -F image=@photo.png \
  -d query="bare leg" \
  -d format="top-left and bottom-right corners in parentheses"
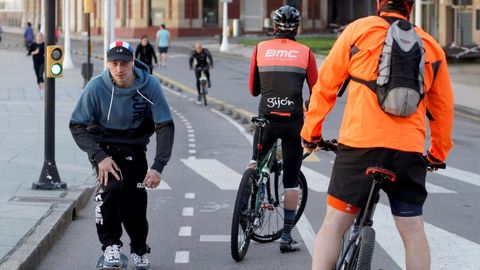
top-left (394, 215), bottom-right (430, 270)
top-left (312, 206), bottom-right (356, 270)
top-left (284, 189), bottom-right (298, 209)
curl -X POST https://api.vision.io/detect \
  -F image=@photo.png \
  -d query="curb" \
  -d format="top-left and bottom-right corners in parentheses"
top-left (454, 104), bottom-right (480, 120)
top-left (0, 178), bottom-right (96, 270)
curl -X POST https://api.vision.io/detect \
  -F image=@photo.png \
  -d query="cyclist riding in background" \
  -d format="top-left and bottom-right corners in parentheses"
top-left (189, 43), bottom-right (213, 103)
top-left (301, 1), bottom-right (454, 269)
top-left (248, 5), bottom-right (318, 253)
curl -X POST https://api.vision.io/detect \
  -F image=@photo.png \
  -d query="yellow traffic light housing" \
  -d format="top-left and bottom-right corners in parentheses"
top-left (46, 45), bottom-right (64, 78)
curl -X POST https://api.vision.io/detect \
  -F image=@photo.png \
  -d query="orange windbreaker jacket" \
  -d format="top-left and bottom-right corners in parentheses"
top-left (301, 12), bottom-right (454, 162)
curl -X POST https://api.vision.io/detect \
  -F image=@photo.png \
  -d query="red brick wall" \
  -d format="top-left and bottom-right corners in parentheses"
top-left (308, 0), bottom-right (320, 19)
top-left (267, 0), bottom-right (284, 16)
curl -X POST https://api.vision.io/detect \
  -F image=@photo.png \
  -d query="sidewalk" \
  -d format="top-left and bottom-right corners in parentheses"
top-left (0, 49), bottom-right (95, 269)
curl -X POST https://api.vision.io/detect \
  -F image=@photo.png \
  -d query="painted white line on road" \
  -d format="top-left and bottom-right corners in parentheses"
top-left (296, 215), bottom-right (317, 256)
top-left (199, 235), bottom-right (230, 242)
top-left (189, 98), bottom-right (195, 102)
top-left (188, 138), bottom-right (195, 142)
top-left (181, 94), bottom-right (187, 98)
top-left (185, 193), bottom-right (195, 199)
top-left (301, 166), bottom-right (330, 192)
top-left (188, 144), bottom-right (196, 148)
top-left (163, 87), bottom-right (182, 97)
top-left (174, 251), bottom-right (190, 263)
top-left (188, 150), bottom-right (197, 154)
top-left (182, 207), bottom-right (194, 216)
top-left (147, 180), bottom-right (171, 190)
top-left (374, 204), bottom-right (480, 270)
top-left (180, 158), bottom-right (242, 190)
top-left (187, 129), bottom-right (194, 133)
top-left (211, 109), bottom-right (253, 144)
top-left (435, 166), bottom-right (480, 188)
top-left (188, 134), bottom-right (195, 138)
top-left (188, 156), bottom-right (196, 160)
top-left (179, 226), bottom-right (192, 237)
top-left (184, 121), bottom-right (191, 125)
top-left (426, 182), bottom-right (457, 194)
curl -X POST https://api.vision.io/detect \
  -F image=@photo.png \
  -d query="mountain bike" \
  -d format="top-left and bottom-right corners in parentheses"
top-left (230, 116), bottom-right (309, 262)
top-left (332, 154), bottom-right (446, 270)
top-left (196, 66), bottom-right (209, 106)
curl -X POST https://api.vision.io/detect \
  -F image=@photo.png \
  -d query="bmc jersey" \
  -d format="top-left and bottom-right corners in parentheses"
top-left (301, 12), bottom-right (454, 162)
top-left (249, 39), bottom-right (318, 117)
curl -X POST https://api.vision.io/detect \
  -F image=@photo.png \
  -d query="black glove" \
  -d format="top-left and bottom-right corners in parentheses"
top-left (424, 152), bottom-right (446, 171)
top-left (302, 139), bottom-right (318, 151)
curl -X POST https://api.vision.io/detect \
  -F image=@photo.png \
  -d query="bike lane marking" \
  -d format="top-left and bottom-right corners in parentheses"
top-left (180, 158), bottom-right (242, 190)
top-left (435, 166), bottom-right (480, 188)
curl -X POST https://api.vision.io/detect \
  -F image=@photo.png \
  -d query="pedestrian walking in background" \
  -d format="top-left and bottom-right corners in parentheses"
top-left (28, 32), bottom-right (45, 94)
top-left (135, 35), bottom-right (158, 74)
top-left (69, 40), bottom-right (174, 269)
top-left (155, 24), bottom-right (170, 67)
top-left (23, 22), bottom-right (34, 52)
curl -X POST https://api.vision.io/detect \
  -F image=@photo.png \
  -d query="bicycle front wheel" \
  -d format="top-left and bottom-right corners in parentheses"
top-left (251, 170), bottom-right (308, 243)
top-left (353, 227), bottom-right (375, 270)
top-left (231, 168), bottom-right (257, 261)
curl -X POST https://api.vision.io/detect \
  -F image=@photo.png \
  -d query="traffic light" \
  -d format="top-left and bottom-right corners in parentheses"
top-left (46, 45), bottom-right (64, 78)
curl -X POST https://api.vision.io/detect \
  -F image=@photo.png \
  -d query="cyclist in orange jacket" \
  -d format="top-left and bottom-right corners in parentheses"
top-left (248, 5), bottom-right (318, 253)
top-left (301, 1), bottom-right (453, 269)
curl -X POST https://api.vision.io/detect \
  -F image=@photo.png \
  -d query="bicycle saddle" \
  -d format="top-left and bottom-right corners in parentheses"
top-left (365, 167), bottom-right (396, 182)
top-left (251, 117), bottom-right (269, 127)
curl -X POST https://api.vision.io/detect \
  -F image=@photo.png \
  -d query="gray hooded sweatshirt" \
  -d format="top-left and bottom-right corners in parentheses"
top-left (70, 60), bottom-right (174, 173)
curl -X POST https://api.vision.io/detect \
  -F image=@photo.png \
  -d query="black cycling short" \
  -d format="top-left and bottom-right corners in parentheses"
top-left (328, 144), bottom-right (428, 217)
top-left (158, 46), bottom-right (168, 53)
top-left (252, 115), bottom-right (303, 189)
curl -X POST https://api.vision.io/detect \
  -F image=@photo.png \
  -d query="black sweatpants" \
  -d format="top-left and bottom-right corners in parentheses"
top-left (33, 60), bottom-right (44, 84)
top-left (194, 67), bottom-right (210, 95)
top-left (92, 145), bottom-right (150, 255)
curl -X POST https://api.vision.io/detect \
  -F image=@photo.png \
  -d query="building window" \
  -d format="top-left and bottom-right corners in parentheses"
top-left (477, 9), bottom-right (480, 30)
top-left (203, 0), bottom-right (218, 26)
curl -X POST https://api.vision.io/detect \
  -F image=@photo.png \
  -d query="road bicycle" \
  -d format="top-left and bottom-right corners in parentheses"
top-left (196, 66), bottom-right (209, 106)
top-left (230, 116), bottom-right (309, 262)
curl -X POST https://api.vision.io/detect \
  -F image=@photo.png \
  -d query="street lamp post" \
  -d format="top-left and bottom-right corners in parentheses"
top-left (32, 0), bottom-right (67, 190)
top-left (219, 0), bottom-right (232, 52)
top-left (104, 0), bottom-right (115, 67)
top-left (82, 0), bottom-right (93, 87)
top-left (414, 0), bottom-right (422, 27)
top-left (63, 0), bottom-right (74, 69)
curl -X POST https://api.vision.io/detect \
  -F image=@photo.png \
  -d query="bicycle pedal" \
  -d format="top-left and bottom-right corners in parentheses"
top-left (262, 204), bottom-right (275, 210)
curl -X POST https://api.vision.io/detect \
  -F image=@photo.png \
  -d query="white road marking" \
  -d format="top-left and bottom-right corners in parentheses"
top-left (181, 94), bottom-right (187, 98)
top-left (187, 129), bottom-right (194, 133)
top-left (147, 180), bottom-right (171, 190)
top-left (180, 158), bottom-right (242, 190)
top-left (186, 125), bottom-right (192, 129)
top-left (179, 226), bottom-right (192, 237)
top-left (435, 166), bottom-right (480, 188)
top-left (185, 193), bottom-right (195, 199)
top-left (296, 215), bottom-right (317, 256)
top-left (174, 251), bottom-right (190, 263)
top-left (301, 166), bottom-right (330, 192)
top-left (188, 134), bottom-right (195, 138)
top-left (211, 109), bottom-right (253, 144)
top-left (199, 235), bottom-right (230, 242)
top-left (189, 98), bottom-right (195, 102)
top-left (188, 144), bottom-right (196, 148)
top-left (163, 87), bottom-right (182, 97)
top-left (374, 204), bottom-right (480, 270)
top-left (188, 138), bottom-right (196, 142)
top-left (188, 149), bottom-right (197, 154)
top-left (182, 207), bottom-right (194, 216)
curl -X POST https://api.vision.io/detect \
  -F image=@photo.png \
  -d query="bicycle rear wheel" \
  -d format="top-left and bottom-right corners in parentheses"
top-left (353, 227), bottom-right (375, 270)
top-left (251, 170), bottom-right (308, 243)
top-left (231, 168), bottom-right (257, 261)
top-left (201, 84), bottom-right (208, 106)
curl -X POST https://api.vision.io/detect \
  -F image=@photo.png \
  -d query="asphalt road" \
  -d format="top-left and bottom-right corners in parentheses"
top-left (2, 32), bottom-right (476, 269)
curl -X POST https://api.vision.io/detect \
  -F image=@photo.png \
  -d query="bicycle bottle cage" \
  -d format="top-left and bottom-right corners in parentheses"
top-left (365, 167), bottom-right (396, 182)
top-left (251, 117), bottom-right (269, 127)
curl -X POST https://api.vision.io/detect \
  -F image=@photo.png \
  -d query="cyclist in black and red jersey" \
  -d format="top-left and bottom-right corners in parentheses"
top-left (248, 5), bottom-right (318, 253)
top-left (189, 43), bottom-right (213, 103)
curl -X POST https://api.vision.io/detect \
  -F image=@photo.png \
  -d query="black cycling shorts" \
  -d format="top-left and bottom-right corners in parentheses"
top-left (328, 144), bottom-right (428, 217)
top-left (252, 115), bottom-right (303, 189)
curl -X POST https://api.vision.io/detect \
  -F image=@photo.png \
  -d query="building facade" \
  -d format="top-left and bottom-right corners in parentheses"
top-left (2, 0), bottom-right (479, 47)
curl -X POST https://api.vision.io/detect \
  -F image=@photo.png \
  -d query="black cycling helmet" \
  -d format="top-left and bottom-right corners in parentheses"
top-left (272, 5), bottom-right (301, 32)
top-left (377, 0), bottom-right (414, 17)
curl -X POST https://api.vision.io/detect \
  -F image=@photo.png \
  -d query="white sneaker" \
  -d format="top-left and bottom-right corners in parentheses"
top-left (131, 253), bottom-right (150, 268)
top-left (103, 244), bottom-right (121, 266)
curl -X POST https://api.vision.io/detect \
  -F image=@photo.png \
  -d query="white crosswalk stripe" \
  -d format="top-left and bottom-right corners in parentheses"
top-left (435, 166), bottom-right (480, 188)
top-left (180, 158), bottom-right (242, 190)
top-left (374, 204), bottom-right (480, 270)
top-left (301, 166), bottom-right (455, 194)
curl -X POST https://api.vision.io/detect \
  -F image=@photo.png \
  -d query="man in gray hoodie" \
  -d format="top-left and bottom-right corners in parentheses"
top-left (70, 40), bottom-right (174, 269)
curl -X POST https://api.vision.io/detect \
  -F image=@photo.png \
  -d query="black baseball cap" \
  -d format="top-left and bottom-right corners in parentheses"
top-left (107, 40), bottom-right (134, 62)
